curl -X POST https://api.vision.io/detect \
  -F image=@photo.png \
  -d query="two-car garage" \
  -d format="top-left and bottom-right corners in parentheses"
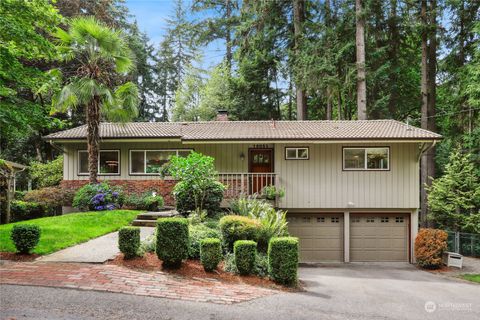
top-left (288, 213), bottom-right (410, 263)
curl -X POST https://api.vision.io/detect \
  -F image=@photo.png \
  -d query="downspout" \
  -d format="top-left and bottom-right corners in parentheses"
top-left (417, 140), bottom-right (437, 162)
top-left (49, 140), bottom-right (67, 154)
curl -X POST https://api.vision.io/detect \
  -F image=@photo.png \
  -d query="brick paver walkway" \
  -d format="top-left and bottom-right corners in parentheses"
top-left (0, 262), bottom-right (275, 304)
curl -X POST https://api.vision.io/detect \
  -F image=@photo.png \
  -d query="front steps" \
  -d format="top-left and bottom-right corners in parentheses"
top-left (132, 208), bottom-right (179, 227)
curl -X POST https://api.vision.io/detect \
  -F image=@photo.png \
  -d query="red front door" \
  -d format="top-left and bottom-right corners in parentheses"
top-left (249, 149), bottom-right (274, 194)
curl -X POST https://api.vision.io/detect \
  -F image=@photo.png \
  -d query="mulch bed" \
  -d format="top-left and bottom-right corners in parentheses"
top-left (0, 252), bottom-right (39, 262)
top-left (108, 252), bottom-right (299, 292)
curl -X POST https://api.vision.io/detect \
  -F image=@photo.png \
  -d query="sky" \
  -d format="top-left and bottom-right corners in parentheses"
top-left (125, 0), bottom-right (225, 70)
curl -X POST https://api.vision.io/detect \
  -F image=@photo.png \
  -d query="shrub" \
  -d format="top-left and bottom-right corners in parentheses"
top-left (230, 194), bottom-right (271, 217)
top-left (188, 224), bottom-right (221, 259)
top-left (124, 191), bottom-right (164, 211)
top-left (268, 237), bottom-right (299, 286)
top-left (174, 180), bottom-right (225, 216)
top-left (223, 253), bottom-right (237, 273)
top-left (255, 253), bottom-right (269, 278)
top-left (200, 238), bottom-right (222, 272)
top-left (234, 240), bottom-right (257, 275)
top-left (14, 191), bottom-right (26, 200)
top-left (10, 200), bottom-right (45, 222)
top-left (219, 215), bottom-right (260, 251)
top-left (156, 217), bottom-right (189, 268)
top-left (169, 152), bottom-right (225, 216)
top-left (10, 225), bottom-right (41, 254)
top-left (261, 185), bottom-right (285, 200)
top-left (24, 187), bottom-right (74, 213)
top-left (415, 228), bottom-right (448, 269)
top-left (73, 182), bottom-right (123, 211)
top-left (118, 227), bottom-right (141, 259)
top-left (29, 156), bottom-right (63, 188)
top-left (139, 234), bottom-right (156, 254)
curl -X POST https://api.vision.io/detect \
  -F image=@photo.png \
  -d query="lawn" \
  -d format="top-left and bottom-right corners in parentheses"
top-left (460, 274), bottom-right (480, 283)
top-left (0, 210), bottom-right (139, 255)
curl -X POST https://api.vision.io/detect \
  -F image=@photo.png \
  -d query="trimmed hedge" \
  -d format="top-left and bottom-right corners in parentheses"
top-left (415, 228), bottom-right (448, 269)
top-left (10, 225), bottom-right (41, 254)
top-left (234, 240), bottom-right (257, 275)
top-left (200, 238), bottom-right (222, 272)
top-left (189, 224), bottom-right (221, 259)
top-left (268, 237), bottom-right (299, 286)
top-left (156, 217), bottom-right (189, 268)
top-left (118, 227), bottom-right (141, 259)
top-left (174, 180), bottom-right (225, 216)
top-left (219, 215), bottom-right (260, 252)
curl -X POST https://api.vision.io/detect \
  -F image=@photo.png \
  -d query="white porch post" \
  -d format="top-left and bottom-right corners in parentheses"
top-left (344, 211), bottom-right (350, 263)
top-left (411, 209), bottom-right (419, 263)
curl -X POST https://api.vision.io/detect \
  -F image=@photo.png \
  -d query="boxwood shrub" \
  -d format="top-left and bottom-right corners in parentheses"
top-left (189, 224), bottom-right (221, 259)
top-left (414, 228), bottom-right (448, 269)
top-left (10, 225), bottom-right (41, 254)
top-left (219, 215), bottom-right (260, 252)
top-left (200, 238), bottom-right (222, 272)
top-left (234, 240), bottom-right (257, 275)
top-left (118, 227), bottom-right (141, 259)
top-left (268, 237), bottom-right (299, 286)
top-left (156, 217), bottom-right (189, 268)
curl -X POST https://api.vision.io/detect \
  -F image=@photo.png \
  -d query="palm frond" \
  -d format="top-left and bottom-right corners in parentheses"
top-left (52, 82), bottom-right (79, 113)
top-left (102, 82), bottom-right (139, 122)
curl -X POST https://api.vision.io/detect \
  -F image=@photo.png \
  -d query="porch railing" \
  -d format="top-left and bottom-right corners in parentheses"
top-left (218, 172), bottom-right (278, 198)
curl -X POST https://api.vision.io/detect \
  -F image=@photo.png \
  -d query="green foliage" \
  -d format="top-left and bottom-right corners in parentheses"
top-left (188, 223), bottom-right (221, 259)
top-left (10, 225), bottom-right (41, 254)
top-left (139, 234), bottom-right (156, 255)
top-left (29, 156), bottom-right (63, 188)
top-left (200, 238), bottom-right (222, 272)
top-left (169, 152), bottom-right (225, 215)
top-left (261, 185), bottom-right (285, 200)
top-left (156, 217), bottom-right (189, 268)
top-left (124, 191), bottom-right (164, 211)
top-left (268, 237), bottom-right (299, 286)
top-left (24, 187), bottom-right (74, 211)
top-left (427, 150), bottom-right (480, 232)
top-left (230, 196), bottom-right (289, 252)
top-left (223, 252), bottom-right (237, 273)
top-left (10, 201), bottom-right (45, 222)
top-left (72, 182), bottom-right (124, 211)
top-left (118, 227), bottom-right (141, 259)
top-left (219, 215), bottom-right (260, 252)
top-left (255, 253), bottom-right (269, 278)
top-left (234, 240), bottom-right (257, 275)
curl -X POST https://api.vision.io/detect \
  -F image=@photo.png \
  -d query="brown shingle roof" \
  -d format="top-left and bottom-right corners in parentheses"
top-left (44, 120), bottom-right (442, 141)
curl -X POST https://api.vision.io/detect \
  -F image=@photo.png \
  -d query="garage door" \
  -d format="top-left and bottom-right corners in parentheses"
top-left (350, 214), bottom-right (409, 262)
top-left (287, 214), bottom-right (344, 262)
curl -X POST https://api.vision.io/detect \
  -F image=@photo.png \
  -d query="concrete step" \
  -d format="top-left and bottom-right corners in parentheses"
top-left (136, 211), bottom-right (178, 220)
top-left (131, 219), bottom-right (157, 227)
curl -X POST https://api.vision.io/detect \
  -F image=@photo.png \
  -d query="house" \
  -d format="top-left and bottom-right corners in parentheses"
top-left (44, 115), bottom-right (442, 264)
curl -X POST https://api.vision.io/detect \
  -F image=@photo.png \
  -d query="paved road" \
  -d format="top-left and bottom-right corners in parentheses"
top-left (37, 227), bottom-right (155, 263)
top-left (1, 264), bottom-right (479, 320)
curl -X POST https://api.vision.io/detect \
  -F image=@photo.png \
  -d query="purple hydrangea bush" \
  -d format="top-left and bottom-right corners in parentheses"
top-left (73, 182), bottom-right (124, 211)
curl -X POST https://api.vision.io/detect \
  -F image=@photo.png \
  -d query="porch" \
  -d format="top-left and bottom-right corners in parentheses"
top-left (217, 172), bottom-right (279, 204)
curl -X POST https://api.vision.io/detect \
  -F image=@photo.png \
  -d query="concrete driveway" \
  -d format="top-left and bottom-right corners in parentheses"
top-left (1, 263), bottom-right (479, 320)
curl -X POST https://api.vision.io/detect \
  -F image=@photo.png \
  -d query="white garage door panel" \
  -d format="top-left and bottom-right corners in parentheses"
top-left (288, 214), bottom-right (344, 263)
top-left (350, 214), bottom-right (408, 262)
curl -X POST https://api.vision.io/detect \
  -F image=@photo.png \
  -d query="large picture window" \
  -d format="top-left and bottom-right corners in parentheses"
top-left (343, 147), bottom-right (389, 170)
top-left (78, 150), bottom-right (120, 175)
top-left (129, 149), bottom-right (192, 174)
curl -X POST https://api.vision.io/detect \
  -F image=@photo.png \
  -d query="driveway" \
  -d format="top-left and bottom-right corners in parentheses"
top-left (1, 263), bottom-right (479, 320)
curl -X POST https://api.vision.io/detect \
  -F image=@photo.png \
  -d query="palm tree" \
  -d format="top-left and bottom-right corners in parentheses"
top-left (53, 17), bottom-right (139, 184)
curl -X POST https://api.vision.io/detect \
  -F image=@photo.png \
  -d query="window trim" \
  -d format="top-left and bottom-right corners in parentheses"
top-left (342, 146), bottom-right (390, 171)
top-left (285, 147), bottom-right (309, 160)
top-left (128, 149), bottom-right (193, 175)
top-left (77, 149), bottom-right (121, 176)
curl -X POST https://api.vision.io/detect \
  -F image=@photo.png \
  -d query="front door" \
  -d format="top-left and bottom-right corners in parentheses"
top-left (249, 148), bottom-right (274, 194)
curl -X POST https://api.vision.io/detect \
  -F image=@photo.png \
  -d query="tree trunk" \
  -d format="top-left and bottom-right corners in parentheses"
top-left (337, 91), bottom-right (342, 120)
top-left (293, 0), bottom-right (307, 120)
top-left (225, 0), bottom-right (232, 74)
top-left (387, 0), bottom-right (399, 116)
top-left (326, 86), bottom-right (332, 120)
top-left (355, 0), bottom-right (367, 120)
top-left (86, 98), bottom-right (100, 184)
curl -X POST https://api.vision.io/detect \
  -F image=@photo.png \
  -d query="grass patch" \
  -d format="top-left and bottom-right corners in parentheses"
top-left (460, 274), bottom-right (480, 283)
top-left (0, 210), bottom-right (139, 255)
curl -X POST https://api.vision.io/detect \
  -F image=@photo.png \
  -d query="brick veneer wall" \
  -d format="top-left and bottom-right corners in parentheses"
top-left (60, 180), bottom-right (177, 206)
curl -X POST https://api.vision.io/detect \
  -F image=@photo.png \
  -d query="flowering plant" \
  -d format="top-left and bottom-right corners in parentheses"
top-left (73, 182), bottom-right (124, 211)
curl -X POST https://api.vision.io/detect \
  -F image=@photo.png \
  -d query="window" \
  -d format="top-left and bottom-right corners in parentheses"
top-left (302, 217), bottom-right (311, 223)
top-left (317, 217), bottom-right (325, 223)
top-left (366, 217), bottom-right (375, 223)
top-left (331, 217), bottom-right (340, 223)
top-left (285, 147), bottom-right (309, 160)
top-left (395, 217), bottom-right (404, 223)
top-left (130, 149), bottom-right (192, 174)
top-left (381, 217), bottom-right (390, 223)
top-left (351, 218), bottom-right (360, 223)
top-left (78, 150), bottom-right (120, 175)
top-left (343, 147), bottom-right (389, 170)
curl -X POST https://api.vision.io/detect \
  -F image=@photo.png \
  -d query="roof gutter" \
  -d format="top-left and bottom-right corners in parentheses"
top-left (417, 140), bottom-right (437, 162)
top-left (48, 140), bottom-right (67, 154)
